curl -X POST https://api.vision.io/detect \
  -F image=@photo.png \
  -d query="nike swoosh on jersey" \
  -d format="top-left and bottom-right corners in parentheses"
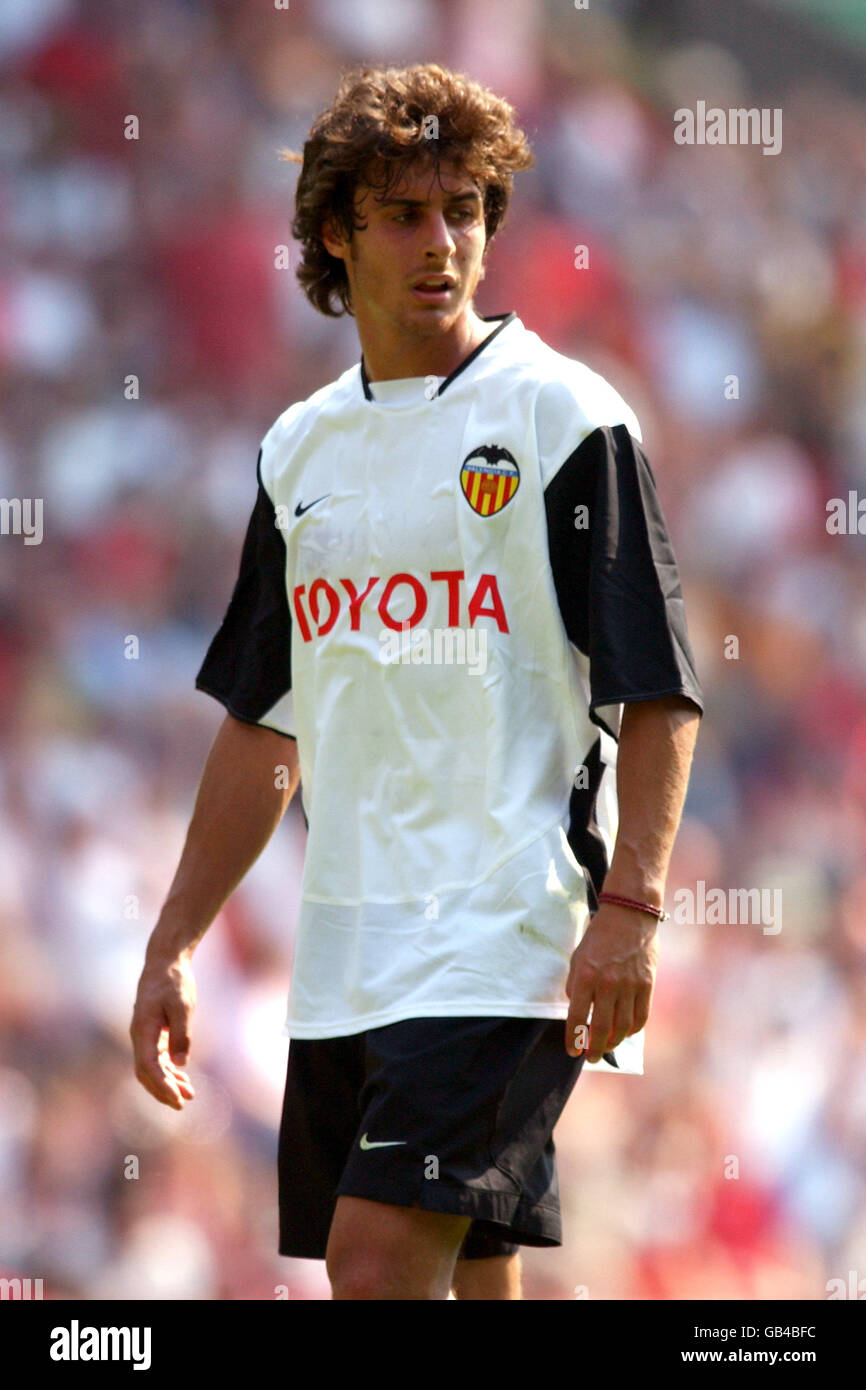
top-left (359, 1133), bottom-right (407, 1150)
top-left (294, 494), bottom-right (331, 516)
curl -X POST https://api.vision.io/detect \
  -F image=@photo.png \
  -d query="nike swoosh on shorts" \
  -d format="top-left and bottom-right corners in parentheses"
top-left (359, 1133), bottom-right (407, 1150)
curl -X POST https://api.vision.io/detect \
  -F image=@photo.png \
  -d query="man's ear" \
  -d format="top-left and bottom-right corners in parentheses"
top-left (321, 217), bottom-right (347, 261)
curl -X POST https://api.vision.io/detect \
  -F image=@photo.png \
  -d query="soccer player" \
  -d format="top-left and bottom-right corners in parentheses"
top-left (130, 63), bottom-right (704, 1301)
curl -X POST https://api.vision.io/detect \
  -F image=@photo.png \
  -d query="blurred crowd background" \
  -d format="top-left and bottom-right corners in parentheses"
top-left (2, 0), bottom-right (866, 1301)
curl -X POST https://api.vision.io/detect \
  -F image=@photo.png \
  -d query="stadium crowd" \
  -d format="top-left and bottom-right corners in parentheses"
top-left (1, 0), bottom-right (865, 1299)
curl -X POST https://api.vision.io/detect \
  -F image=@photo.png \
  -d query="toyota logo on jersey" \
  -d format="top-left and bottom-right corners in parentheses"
top-left (292, 570), bottom-right (510, 641)
top-left (460, 444), bottom-right (520, 516)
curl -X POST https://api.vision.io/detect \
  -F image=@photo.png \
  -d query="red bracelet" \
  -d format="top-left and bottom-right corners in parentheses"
top-left (596, 891), bottom-right (669, 921)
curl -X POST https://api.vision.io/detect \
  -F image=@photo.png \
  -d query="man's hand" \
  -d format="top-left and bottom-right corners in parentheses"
top-left (563, 695), bottom-right (700, 1062)
top-left (130, 952), bottom-right (197, 1110)
top-left (128, 713), bottom-right (299, 1110)
top-left (564, 903), bottom-right (659, 1062)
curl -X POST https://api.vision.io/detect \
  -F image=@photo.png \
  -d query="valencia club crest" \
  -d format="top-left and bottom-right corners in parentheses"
top-left (460, 444), bottom-right (520, 517)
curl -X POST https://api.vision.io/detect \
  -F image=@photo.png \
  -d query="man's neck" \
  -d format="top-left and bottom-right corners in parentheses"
top-left (359, 308), bottom-right (494, 384)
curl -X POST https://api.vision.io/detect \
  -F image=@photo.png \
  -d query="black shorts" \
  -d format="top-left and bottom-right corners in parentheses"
top-left (277, 1015), bottom-right (585, 1261)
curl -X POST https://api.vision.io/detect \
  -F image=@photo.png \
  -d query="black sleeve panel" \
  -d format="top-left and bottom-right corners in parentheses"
top-left (195, 450), bottom-right (294, 733)
top-left (544, 425), bottom-right (704, 733)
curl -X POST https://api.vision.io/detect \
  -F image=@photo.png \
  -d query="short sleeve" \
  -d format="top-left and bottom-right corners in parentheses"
top-left (195, 450), bottom-right (295, 738)
top-left (544, 423), bottom-right (704, 739)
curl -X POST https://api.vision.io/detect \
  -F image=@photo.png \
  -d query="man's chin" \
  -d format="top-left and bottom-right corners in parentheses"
top-left (402, 296), bottom-right (468, 333)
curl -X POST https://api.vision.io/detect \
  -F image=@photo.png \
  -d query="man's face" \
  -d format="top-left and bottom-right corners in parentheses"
top-left (323, 157), bottom-right (488, 339)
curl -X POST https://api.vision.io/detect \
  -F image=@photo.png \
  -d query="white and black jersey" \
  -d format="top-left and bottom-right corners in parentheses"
top-left (196, 312), bottom-right (704, 1073)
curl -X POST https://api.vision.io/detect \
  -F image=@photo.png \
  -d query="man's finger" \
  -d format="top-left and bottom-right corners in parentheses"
top-left (603, 997), bottom-right (635, 1056)
top-left (131, 1014), bottom-right (186, 1108)
top-left (585, 995), bottom-right (615, 1063)
top-left (166, 1006), bottom-right (192, 1068)
top-left (565, 976), bottom-right (594, 1057)
top-left (164, 1058), bottom-right (196, 1098)
top-left (134, 1058), bottom-right (185, 1109)
top-left (130, 1007), bottom-right (166, 1080)
top-left (630, 985), bottom-right (653, 1036)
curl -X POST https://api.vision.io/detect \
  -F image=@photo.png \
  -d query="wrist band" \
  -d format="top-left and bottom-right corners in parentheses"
top-left (596, 891), bottom-right (669, 921)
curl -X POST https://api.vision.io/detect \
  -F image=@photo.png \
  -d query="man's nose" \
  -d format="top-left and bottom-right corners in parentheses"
top-left (422, 210), bottom-right (456, 259)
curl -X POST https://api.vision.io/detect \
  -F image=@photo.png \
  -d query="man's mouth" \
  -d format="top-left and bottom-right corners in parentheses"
top-left (411, 274), bottom-right (456, 300)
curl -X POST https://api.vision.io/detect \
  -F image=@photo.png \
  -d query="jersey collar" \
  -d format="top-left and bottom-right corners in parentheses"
top-left (359, 312), bottom-right (517, 402)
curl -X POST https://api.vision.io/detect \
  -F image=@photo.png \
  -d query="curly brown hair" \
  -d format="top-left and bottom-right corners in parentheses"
top-left (283, 63), bottom-right (534, 317)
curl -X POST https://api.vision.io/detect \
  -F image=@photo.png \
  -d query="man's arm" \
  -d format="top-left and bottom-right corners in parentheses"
top-left (565, 694), bottom-right (700, 1061)
top-left (130, 712), bottom-right (300, 1108)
